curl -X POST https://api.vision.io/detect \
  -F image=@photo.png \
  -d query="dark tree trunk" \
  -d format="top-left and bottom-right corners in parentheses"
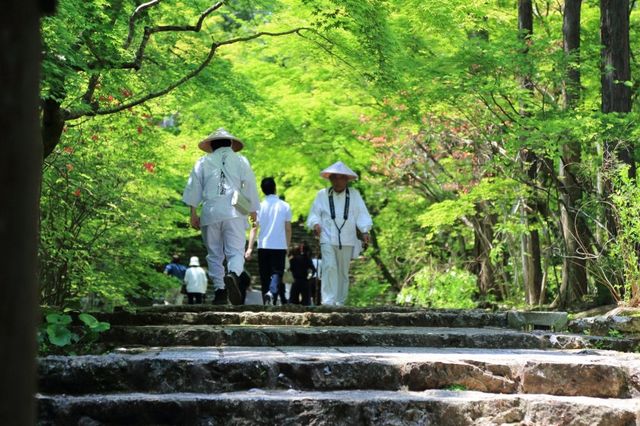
top-left (518, 0), bottom-right (544, 305)
top-left (556, 0), bottom-right (589, 308)
top-left (0, 0), bottom-right (44, 424)
top-left (518, 0), bottom-right (534, 93)
top-left (42, 98), bottom-right (66, 158)
top-left (563, 0), bottom-right (582, 108)
top-left (601, 0), bottom-right (633, 174)
top-left (600, 0), bottom-right (635, 300)
top-left (601, 0), bottom-right (632, 116)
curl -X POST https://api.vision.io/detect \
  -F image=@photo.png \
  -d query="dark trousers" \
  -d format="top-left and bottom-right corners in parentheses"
top-left (238, 270), bottom-right (251, 304)
top-left (187, 292), bottom-right (204, 304)
top-left (289, 278), bottom-right (311, 305)
top-left (258, 249), bottom-right (287, 304)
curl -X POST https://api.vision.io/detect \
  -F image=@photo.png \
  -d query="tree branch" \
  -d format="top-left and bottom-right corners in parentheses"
top-left (67, 28), bottom-right (308, 119)
top-left (124, 0), bottom-right (163, 49)
top-left (120, 1), bottom-right (226, 70)
top-left (81, 74), bottom-right (100, 105)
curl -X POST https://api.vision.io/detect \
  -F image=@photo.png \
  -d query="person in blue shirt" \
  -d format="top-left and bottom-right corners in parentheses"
top-left (164, 254), bottom-right (187, 280)
top-left (164, 255), bottom-right (187, 304)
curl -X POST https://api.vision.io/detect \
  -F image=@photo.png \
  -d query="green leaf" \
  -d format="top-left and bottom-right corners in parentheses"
top-left (46, 324), bottom-right (72, 347)
top-left (78, 313), bottom-right (98, 327)
top-left (46, 313), bottom-right (72, 326)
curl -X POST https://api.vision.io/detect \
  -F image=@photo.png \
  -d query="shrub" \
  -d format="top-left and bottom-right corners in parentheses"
top-left (397, 265), bottom-right (477, 309)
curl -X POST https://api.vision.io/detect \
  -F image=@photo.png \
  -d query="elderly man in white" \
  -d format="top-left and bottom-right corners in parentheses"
top-left (182, 128), bottom-right (260, 305)
top-left (307, 161), bottom-right (372, 305)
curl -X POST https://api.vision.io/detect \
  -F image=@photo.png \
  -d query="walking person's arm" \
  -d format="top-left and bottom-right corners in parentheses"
top-left (189, 206), bottom-right (201, 230)
top-left (355, 192), bottom-right (372, 245)
top-left (285, 221), bottom-right (292, 253)
top-left (245, 223), bottom-right (258, 260)
top-left (183, 159), bottom-right (204, 230)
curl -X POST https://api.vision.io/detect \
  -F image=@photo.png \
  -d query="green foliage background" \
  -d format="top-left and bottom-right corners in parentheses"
top-left (39, 0), bottom-right (640, 310)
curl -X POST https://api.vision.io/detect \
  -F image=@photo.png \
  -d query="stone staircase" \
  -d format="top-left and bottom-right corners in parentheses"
top-left (37, 306), bottom-right (640, 425)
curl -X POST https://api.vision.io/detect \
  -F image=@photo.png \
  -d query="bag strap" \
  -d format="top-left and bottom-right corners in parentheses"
top-left (220, 154), bottom-right (243, 193)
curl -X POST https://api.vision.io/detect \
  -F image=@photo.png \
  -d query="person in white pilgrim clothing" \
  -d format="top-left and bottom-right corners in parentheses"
top-left (184, 256), bottom-right (208, 305)
top-left (307, 161), bottom-right (372, 305)
top-left (182, 128), bottom-right (260, 305)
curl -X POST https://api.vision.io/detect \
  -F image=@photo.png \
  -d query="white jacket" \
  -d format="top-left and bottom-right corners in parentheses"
top-left (184, 266), bottom-right (208, 293)
top-left (307, 186), bottom-right (372, 247)
top-left (182, 147), bottom-right (260, 226)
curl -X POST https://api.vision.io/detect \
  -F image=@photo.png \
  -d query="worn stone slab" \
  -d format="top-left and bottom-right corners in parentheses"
top-left (36, 389), bottom-right (640, 426)
top-left (507, 311), bottom-right (568, 331)
top-left (102, 324), bottom-right (640, 352)
top-left (570, 315), bottom-right (640, 336)
top-left (38, 347), bottom-right (640, 398)
top-left (95, 309), bottom-right (509, 328)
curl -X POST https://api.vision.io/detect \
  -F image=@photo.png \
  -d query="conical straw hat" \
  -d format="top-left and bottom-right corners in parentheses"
top-left (198, 128), bottom-right (244, 152)
top-left (320, 161), bottom-right (358, 181)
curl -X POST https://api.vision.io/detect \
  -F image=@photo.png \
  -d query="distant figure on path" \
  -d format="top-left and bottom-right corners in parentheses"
top-left (289, 241), bottom-right (316, 305)
top-left (307, 161), bottom-right (372, 305)
top-left (163, 254), bottom-right (187, 305)
top-left (184, 256), bottom-right (208, 304)
top-left (310, 253), bottom-right (322, 305)
top-left (245, 177), bottom-right (292, 305)
top-left (182, 128), bottom-right (260, 305)
top-left (164, 254), bottom-right (187, 280)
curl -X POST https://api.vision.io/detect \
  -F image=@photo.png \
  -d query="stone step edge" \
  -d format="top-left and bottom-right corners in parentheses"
top-left (99, 310), bottom-right (567, 332)
top-left (102, 325), bottom-right (640, 352)
top-left (36, 390), bottom-right (640, 426)
top-left (96, 310), bottom-right (509, 328)
top-left (38, 351), bottom-right (640, 398)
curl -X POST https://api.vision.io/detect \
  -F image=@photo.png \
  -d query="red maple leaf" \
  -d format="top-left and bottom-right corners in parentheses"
top-left (143, 162), bottom-right (155, 173)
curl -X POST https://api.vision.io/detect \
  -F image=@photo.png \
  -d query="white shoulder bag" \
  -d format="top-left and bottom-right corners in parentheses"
top-left (221, 158), bottom-right (252, 216)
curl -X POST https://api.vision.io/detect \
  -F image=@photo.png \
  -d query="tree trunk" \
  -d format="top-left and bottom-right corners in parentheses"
top-left (472, 203), bottom-right (500, 300)
top-left (42, 98), bottom-right (66, 158)
top-left (518, 0), bottom-right (544, 305)
top-left (601, 0), bottom-right (633, 175)
top-left (520, 199), bottom-right (543, 305)
top-left (518, 0), bottom-right (534, 93)
top-left (556, 0), bottom-right (589, 308)
top-left (601, 0), bottom-right (632, 116)
top-left (600, 0), bottom-right (635, 300)
top-left (0, 0), bottom-right (44, 424)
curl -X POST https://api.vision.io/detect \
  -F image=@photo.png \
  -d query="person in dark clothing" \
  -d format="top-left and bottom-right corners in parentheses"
top-left (288, 241), bottom-right (316, 305)
top-left (238, 270), bottom-right (252, 305)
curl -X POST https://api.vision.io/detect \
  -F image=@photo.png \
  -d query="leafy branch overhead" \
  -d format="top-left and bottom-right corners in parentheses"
top-left (66, 2), bottom-right (312, 119)
top-left (41, 0), bottom-right (321, 157)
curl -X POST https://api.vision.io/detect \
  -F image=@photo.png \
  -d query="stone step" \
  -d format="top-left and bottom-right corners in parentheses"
top-left (38, 347), bottom-right (640, 398)
top-left (101, 325), bottom-right (639, 351)
top-left (36, 389), bottom-right (640, 426)
top-left (96, 309), bottom-right (509, 328)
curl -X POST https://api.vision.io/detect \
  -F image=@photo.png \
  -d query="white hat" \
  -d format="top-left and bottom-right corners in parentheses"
top-left (189, 256), bottom-right (200, 266)
top-left (320, 161), bottom-right (358, 181)
top-left (198, 128), bottom-right (244, 152)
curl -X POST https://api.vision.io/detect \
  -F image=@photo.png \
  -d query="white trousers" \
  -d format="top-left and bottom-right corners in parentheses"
top-left (320, 243), bottom-right (353, 305)
top-left (201, 218), bottom-right (246, 290)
